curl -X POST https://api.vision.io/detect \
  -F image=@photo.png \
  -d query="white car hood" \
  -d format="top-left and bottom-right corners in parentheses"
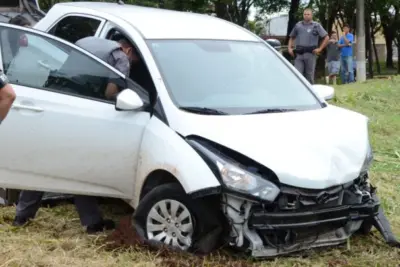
top-left (172, 105), bottom-right (370, 189)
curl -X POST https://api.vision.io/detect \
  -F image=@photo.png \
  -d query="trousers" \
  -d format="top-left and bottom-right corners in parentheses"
top-left (340, 56), bottom-right (354, 84)
top-left (294, 52), bottom-right (317, 84)
top-left (16, 190), bottom-right (103, 226)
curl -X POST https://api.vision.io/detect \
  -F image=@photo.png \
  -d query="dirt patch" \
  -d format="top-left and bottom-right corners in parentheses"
top-left (105, 216), bottom-right (256, 267)
top-left (105, 216), bottom-right (180, 256)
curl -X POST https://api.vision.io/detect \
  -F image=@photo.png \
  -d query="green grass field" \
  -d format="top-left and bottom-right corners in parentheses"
top-left (1, 77), bottom-right (399, 266)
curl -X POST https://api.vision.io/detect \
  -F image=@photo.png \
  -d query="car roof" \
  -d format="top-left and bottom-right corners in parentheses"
top-left (56, 2), bottom-right (259, 41)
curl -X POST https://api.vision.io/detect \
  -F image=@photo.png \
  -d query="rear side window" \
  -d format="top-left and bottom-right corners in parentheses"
top-left (49, 16), bottom-right (101, 44)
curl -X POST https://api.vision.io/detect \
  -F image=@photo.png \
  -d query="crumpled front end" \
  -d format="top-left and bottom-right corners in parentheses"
top-left (222, 175), bottom-right (381, 257)
top-left (185, 135), bottom-right (398, 257)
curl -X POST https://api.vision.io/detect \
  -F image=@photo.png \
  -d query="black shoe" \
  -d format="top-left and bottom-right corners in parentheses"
top-left (86, 219), bottom-right (115, 234)
top-left (12, 216), bottom-right (30, 227)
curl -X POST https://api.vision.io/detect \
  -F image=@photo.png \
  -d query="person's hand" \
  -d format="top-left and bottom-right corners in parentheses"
top-left (288, 48), bottom-right (294, 57)
top-left (313, 48), bottom-right (322, 55)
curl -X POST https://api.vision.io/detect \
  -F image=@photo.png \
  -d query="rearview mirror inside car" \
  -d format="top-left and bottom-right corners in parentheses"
top-left (312, 84), bottom-right (335, 101)
top-left (115, 89), bottom-right (144, 111)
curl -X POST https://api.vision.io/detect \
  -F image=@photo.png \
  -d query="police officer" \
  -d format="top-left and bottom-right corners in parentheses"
top-left (75, 36), bottom-right (137, 99)
top-left (12, 36), bottom-right (137, 233)
top-left (288, 8), bottom-right (329, 84)
top-left (0, 71), bottom-right (16, 124)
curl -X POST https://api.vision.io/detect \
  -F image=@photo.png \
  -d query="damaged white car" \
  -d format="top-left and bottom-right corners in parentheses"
top-left (0, 1), bottom-right (398, 257)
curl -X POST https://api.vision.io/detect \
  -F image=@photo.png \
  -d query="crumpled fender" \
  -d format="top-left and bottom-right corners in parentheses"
top-left (132, 117), bottom-right (221, 208)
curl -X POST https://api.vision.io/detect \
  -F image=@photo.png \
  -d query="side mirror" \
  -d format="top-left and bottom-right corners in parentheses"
top-left (312, 84), bottom-right (335, 101)
top-left (115, 89), bottom-right (144, 111)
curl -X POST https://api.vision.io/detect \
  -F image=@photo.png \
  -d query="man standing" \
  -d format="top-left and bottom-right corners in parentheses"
top-left (0, 71), bottom-right (16, 124)
top-left (13, 36), bottom-right (137, 234)
top-left (338, 24), bottom-right (354, 84)
top-left (288, 8), bottom-right (329, 84)
top-left (325, 31), bottom-right (341, 85)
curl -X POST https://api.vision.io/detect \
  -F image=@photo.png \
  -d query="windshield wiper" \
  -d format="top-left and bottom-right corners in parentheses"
top-left (179, 106), bottom-right (228, 115)
top-left (245, 108), bottom-right (298, 115)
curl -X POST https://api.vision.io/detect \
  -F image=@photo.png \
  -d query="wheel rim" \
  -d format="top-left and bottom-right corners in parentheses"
top-left (146, 199), bottom-right (194, 250)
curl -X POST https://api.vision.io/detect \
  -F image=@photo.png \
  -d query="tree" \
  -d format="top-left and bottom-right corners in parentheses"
top-left (285, 0), bottom-right (300, 45)
top-left (375, 0), bottom-right (398, 69)
top-left (213, 0), bottom-right (288, 27)
top-left (392, 4), bottom-right (400, 73)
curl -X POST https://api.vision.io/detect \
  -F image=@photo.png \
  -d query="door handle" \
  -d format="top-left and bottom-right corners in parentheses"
top-left (12, 103), bottom-right (44, 112)
top-left (38, 60), bottom-right (51, 70)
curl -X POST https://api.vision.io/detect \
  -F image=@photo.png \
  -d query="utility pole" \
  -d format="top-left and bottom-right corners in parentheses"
top-left (356, 0), bottom-right (366, 82)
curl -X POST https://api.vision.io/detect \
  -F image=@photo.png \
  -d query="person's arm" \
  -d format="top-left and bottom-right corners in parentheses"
top-left (313, 24), bottom-right (329, 54)
top-left (288, 24), bottom-right (297, 57)
top-left (344, 33), bottom-right (353, 46)
top-left (343, 34), bottom-right (350, 45)
top-left (337, 38), bottom-right (345, 48)
top-left (0, 74), bottom-right (16, 122)
top-left (105, 50), bottom-right (131, 100)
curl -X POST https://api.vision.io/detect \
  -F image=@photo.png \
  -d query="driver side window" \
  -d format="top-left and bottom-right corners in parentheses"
top-left (0, 26), bottom-right (126, 102)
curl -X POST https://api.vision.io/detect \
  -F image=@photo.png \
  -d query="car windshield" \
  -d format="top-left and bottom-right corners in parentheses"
top-left (147, 40), bottom-right (323, 115)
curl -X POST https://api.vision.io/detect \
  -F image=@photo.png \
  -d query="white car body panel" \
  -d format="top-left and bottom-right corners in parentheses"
top-left (34, 2), bottom-right (258, 41)
top-left (0, 2), bottom-right (371, 209)
top-left (169, 105), bottom-right (369, 189)
top-left (0, 84), bottom-right (149, 198)
top-left (131, 116), bottom-right (221, 207)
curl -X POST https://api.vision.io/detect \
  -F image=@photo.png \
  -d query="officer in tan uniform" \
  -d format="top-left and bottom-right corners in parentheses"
top-left (288, 8), bottom-right (329, 84)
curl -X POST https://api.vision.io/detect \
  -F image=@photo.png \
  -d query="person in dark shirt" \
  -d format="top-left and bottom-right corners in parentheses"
top-left (325, 31), bottom-right (341, 85)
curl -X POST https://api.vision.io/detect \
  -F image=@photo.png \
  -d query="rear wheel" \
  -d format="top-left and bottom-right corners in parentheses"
top-left (133, 183), bottom-right (221, 252)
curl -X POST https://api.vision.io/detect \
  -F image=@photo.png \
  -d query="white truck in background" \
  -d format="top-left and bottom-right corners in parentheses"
top-left (0, 0), bottom-right (44, 25)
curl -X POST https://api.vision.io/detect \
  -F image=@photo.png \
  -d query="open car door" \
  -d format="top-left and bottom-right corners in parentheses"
top-left (0, 23), bottom-right (151, 199)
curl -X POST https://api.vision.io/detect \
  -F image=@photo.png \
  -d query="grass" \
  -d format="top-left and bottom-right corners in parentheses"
top-left (1, 77), bottom-right (400, 266)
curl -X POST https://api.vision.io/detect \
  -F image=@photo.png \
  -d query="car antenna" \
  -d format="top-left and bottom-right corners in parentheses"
top-left (116, 0), bottom-right (124, 4)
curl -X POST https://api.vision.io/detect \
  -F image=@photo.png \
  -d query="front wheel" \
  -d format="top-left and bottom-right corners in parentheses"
top-left (133, 183), bottom-right (221, 253)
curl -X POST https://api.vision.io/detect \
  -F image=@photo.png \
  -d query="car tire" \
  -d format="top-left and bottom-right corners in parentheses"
top-left (133, 183), bottom-right (222, 253)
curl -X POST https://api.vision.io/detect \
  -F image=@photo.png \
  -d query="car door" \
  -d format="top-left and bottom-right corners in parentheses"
top-left (0, 23), bottom-right (151, 199)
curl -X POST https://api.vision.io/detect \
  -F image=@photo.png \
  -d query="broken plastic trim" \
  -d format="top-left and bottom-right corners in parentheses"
top-left (249, 200), bottom-right (380, 230)
top-left (188, 186), bottom-right (221, 199)
top-left (371, 192), bottom-right (400, 248)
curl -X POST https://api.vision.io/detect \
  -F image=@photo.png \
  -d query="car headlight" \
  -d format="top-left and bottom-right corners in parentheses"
top-left (360, 141), bottom-right (374, 176)
top-left (190, 141), bottom-right (280, 202)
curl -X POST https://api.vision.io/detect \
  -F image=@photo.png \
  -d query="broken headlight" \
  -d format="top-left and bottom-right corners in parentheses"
top-left (191, 141), bottom-right (280, 202)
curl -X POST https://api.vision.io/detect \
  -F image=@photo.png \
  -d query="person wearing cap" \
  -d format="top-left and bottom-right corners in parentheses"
top-left (288, 8), bottom-right (329, 84)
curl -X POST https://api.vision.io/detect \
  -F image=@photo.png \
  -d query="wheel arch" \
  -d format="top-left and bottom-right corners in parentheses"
top-left (139, 169), bottom-right (183, 200)
top-left (131, 117), bottom-right (222, 208)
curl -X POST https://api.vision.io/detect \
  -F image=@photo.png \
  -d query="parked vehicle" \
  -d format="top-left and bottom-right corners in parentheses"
top-left (0, 1), bottom-right (398, 257)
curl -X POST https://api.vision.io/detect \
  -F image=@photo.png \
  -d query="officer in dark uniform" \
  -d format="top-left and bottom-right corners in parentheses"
top-left (0, 71), bottom-right (16, 124)
top-left (288, 8), bottom-right (329, 84)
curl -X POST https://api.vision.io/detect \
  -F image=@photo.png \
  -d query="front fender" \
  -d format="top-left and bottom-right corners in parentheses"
top-left (132, 117), bottom-right (221, 208)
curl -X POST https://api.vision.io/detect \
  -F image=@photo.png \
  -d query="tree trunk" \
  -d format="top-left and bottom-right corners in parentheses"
top-left (398, 45), bottom-right (400, 74)
top-left (366, 15), bottom-right (373, 78)
top-left (285, 0), bottom-right (300, 45)
top-left (214, 1), bottom-right (231, 21)
top-left (371, 35), bottom-right (381, 74)
top-left (383, 25), bottom-right (394, 68)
